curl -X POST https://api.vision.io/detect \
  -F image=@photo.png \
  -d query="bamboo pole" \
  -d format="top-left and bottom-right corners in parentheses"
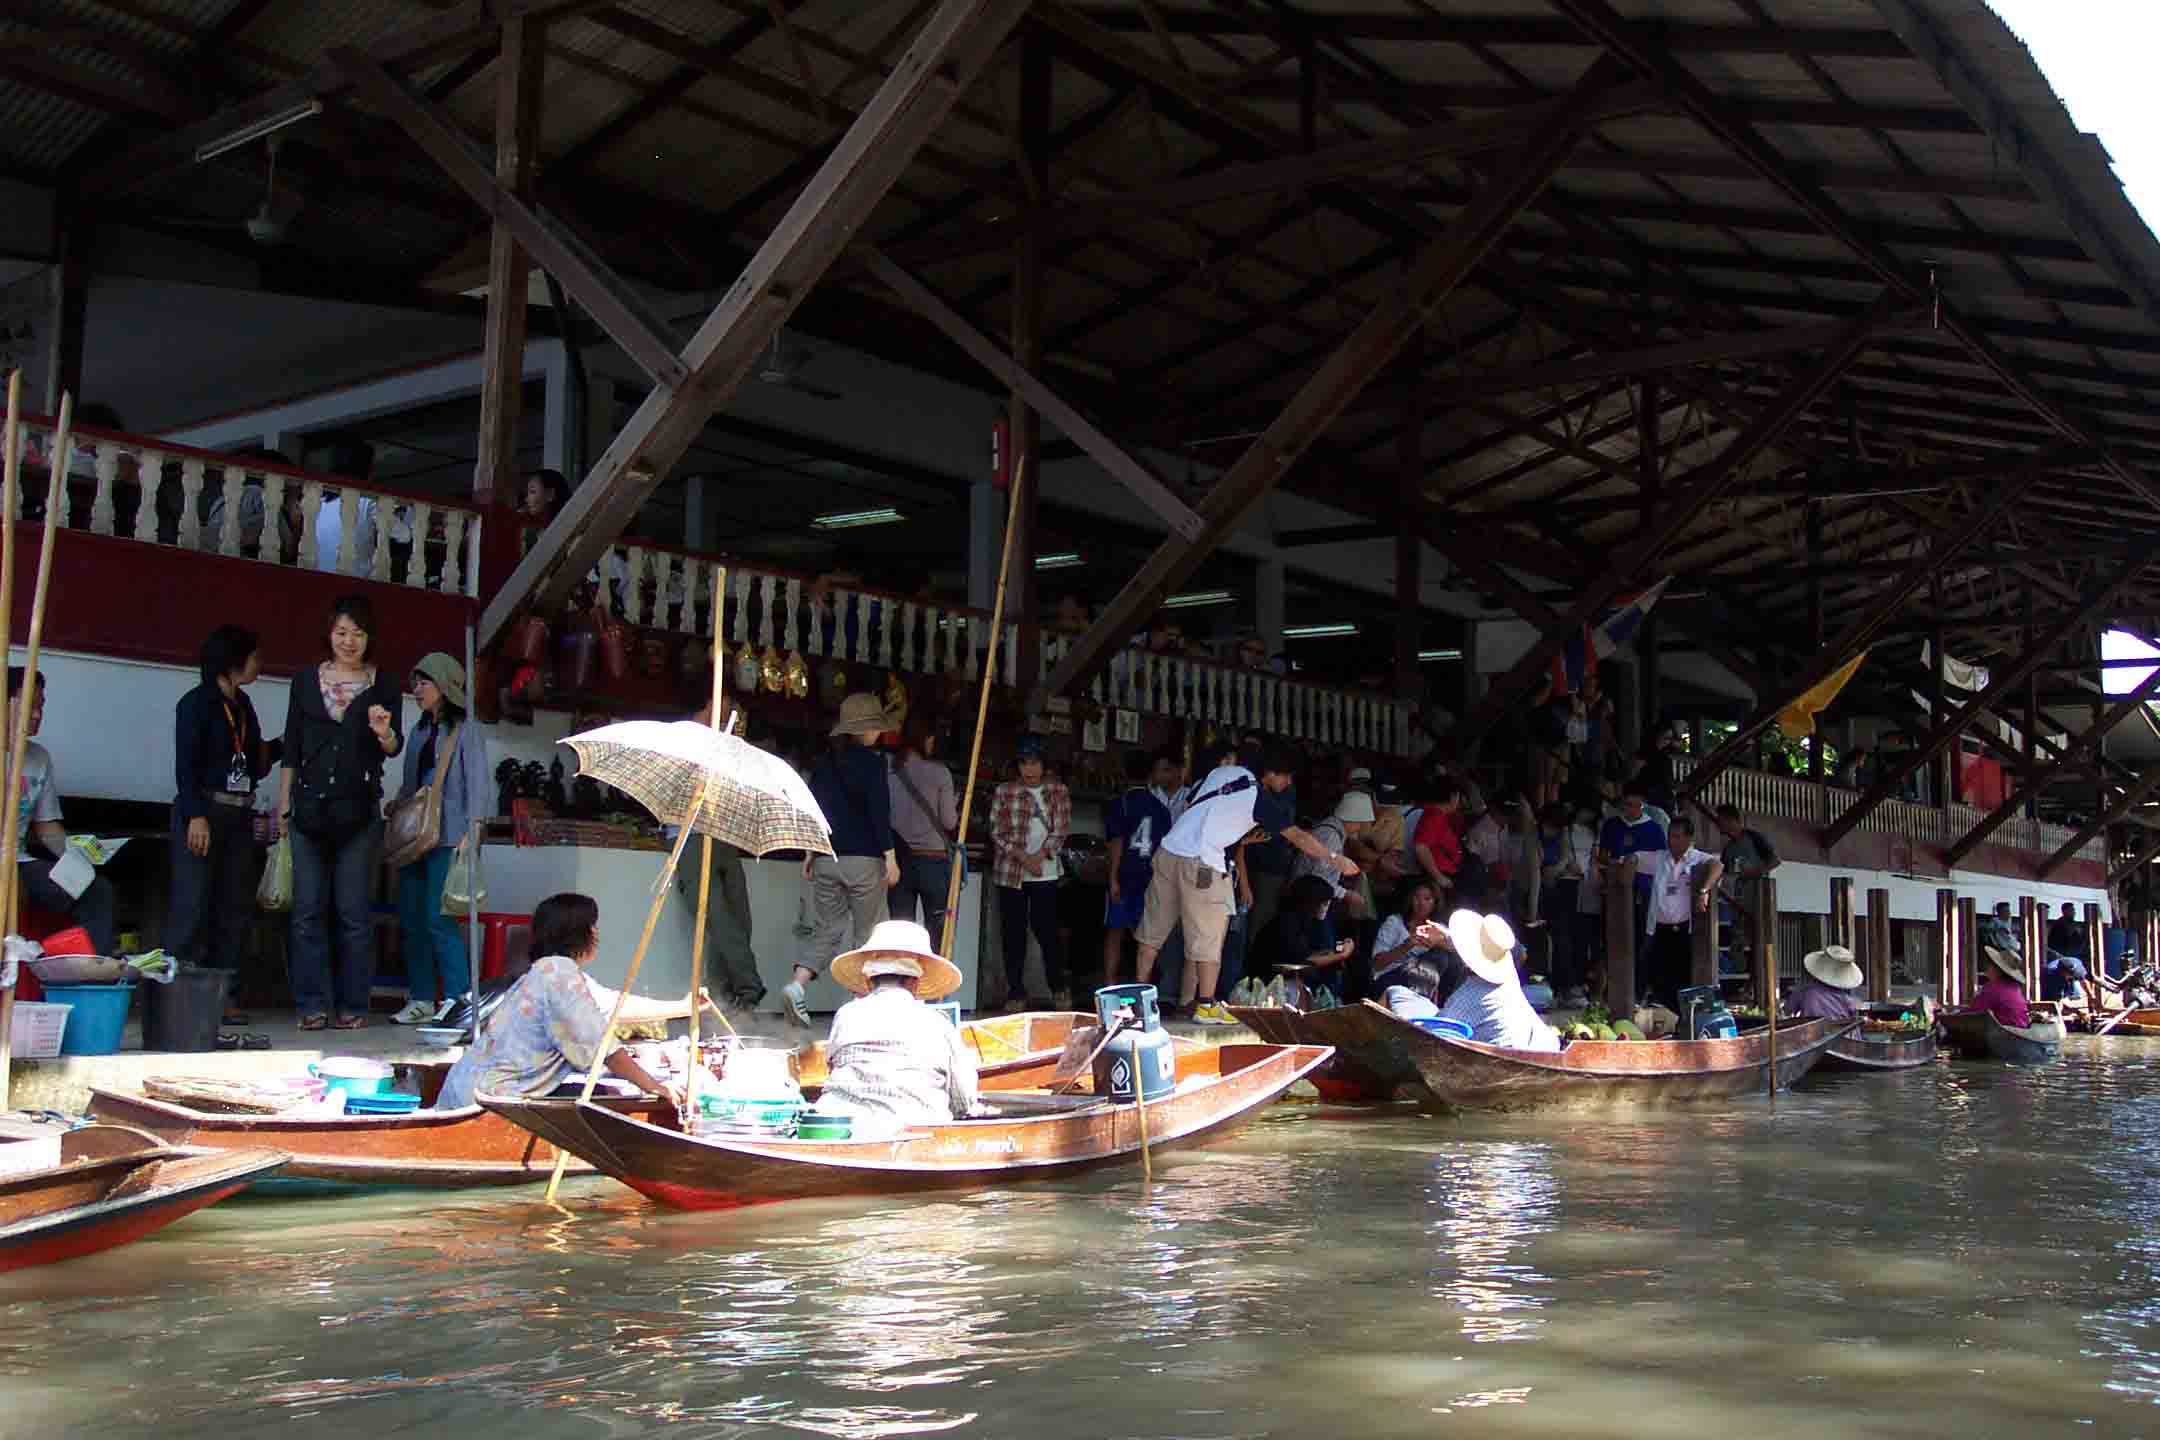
top-left (0, 374), bottom-right (22, 1103)
top-left (1761, 875), bottom-right (1779, 1095)
top-left (1134, 1042), bottom-right (1153, 1182)
top-left (543, 774), bottom-right (709, 1202)
top-left (940, 459), bottom-right (1027, 968)
top-left (684, 567), bottom-right (739, 1129)
top-left (2, 392), bottom-right (69, 932)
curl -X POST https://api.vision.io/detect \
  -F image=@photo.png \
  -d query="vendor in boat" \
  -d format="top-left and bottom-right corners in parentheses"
top-left (1435, 909), bottom-right (1561, 1053)
top-left (435, 892), bottom-right (680, 1111)
top-left (1967, 945), bottom-right (2033, 1030)
top-left (1382, 956), bottom-right (1450, 1022)
top-left (1787, 945), bottom-right (1862, 1021)
top-left (816, 919), bottom-right (979, 1133)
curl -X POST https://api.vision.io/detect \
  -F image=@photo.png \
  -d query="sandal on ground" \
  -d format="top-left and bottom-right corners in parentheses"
top-left (330, 1014), bottom-right (367, 1030)
top-left (299, 1013), bottom-right (329, 1031)
top-left (215, 1032), bottom-right (241, 1050)
top-left (240, 1033), bottom-right (272, 1051)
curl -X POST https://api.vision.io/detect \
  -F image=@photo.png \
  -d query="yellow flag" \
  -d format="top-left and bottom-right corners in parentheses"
top-left (1778, 650), bottom-right (1868, 739)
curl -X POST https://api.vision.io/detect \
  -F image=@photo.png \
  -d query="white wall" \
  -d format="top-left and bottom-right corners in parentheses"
top-left (1768, 860), bottom-right (2106, 924)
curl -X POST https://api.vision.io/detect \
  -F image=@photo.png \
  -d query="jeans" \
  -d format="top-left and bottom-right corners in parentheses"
top-left (164, 808), bottom-right (255, 986)
top-left (888, 850), bottom-right (954, 955)
top-left (673, 838), bottom-right (765, 1004)
top-left (20, 855), bottom-right (116, 957)
top-left (997, 880), bottom-right (1065, 1001)
top-left (396, 844), bottom-right (468, 1008)
top-left (807, 855), bottom-right (888, 975)
top-left (289, 821), bottom-right (377, 1018)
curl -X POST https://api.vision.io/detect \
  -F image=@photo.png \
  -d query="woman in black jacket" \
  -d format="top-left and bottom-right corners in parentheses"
top-left (165, 625), bottom-right (278, 1023)
top-left (276, 595), bottom-right (402, 1030)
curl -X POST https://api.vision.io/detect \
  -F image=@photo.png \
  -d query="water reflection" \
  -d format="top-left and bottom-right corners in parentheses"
top-left (1425, 1143), bottom-right (1555, 1343)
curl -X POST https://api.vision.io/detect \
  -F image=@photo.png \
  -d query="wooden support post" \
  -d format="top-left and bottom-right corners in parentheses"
top-left (2087, 901), bottom-right (2108, 1006)
top-left (1752, 876), bottom-right (1779, 1014)
top-left (1865, 887), bottom-right (1891, 1001)
top-left (1009, 31), bottom-right (1049, 695)
top-left (1690, 886), bottom-right (1719, 992)
top-left (1936, 888), bottom-right (1959, 1006)
top-left (1829, 876), bottom-right (1855, 951)
top-left (1958, 896), bottom-right (1980, 1003)
top-left (471, 13), bottom-right (546, 508)
top-left (44, 200), bottom-right (88, 416)
top-left (1928, 622), bottom-right (1947, 807)
top-left (1602, 862), bottom-right (1635, 1018)
top-left (1394, 340), bottom-right (1423, 699)
top-left (2019, 896), bottom-right (2041, 995)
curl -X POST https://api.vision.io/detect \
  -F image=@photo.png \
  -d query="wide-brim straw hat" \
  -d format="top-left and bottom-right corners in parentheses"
top-left (1447, 908), bottom-right (1518, 986)
top-left (830, 691), bottom-right (895, 737)
top-left (411, 651), bottom-right (468, 709)
top-left (1982, 945), bottom-right (2025, 984)
top-left (1802, 944), bottom-right (1863, 991)
top-left (830, 919), bottom-right (962, 999)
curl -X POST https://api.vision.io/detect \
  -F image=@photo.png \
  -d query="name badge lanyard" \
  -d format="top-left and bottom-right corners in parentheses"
top-left (223, 699), bottom-right (251, 794)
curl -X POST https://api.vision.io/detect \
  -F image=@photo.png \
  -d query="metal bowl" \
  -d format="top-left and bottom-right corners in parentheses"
top-left (27, 954), bottom-right (130, 985)
top-left (415, 1027), bottom-right (466, 1049)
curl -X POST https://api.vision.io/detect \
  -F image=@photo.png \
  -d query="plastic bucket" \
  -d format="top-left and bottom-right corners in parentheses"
top-left (143, 967), bottom-right (232, 1053)
top-left (40, 983), bottom-right (133, 1056)
top-left (1410, 1016), bottom-right (1475, 1040)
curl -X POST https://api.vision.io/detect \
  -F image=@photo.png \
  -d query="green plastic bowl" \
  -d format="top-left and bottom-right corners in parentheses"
top-left (796, 1116), bottom-right (853, 1141)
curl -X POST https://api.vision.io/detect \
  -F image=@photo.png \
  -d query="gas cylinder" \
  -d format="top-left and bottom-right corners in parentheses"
top-left (1092, 983), bottom-right (1177, 1102)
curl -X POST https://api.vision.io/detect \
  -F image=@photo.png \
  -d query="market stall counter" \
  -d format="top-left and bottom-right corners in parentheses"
top-left (477, 841), bottom-right (984, 1013)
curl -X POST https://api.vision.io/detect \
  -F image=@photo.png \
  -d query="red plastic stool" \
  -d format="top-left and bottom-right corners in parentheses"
top-left (457, 912), bottom-right (533, 983)
top-left (14, 907), bottom-right (82, 1004)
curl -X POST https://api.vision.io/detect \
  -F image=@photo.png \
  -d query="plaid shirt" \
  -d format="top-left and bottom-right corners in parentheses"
top-left (989, 779), bottom-right (1071, 889)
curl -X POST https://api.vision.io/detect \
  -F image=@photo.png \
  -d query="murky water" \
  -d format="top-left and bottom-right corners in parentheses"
top-left (12, 1038), bottom-right (2160, 1438)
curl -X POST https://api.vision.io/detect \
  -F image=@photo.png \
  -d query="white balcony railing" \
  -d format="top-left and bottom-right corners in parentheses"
top-left (597, 539), bottom-right (1414, 755)
top-left (1674, 756), bottom-right (2105, 864)
top-left (19, 416), bottom-right (483, 597)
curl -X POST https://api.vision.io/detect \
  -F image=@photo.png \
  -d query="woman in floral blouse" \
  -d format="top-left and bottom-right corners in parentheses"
top-left (435, 892), bottom-right (678, 1111)
top-left (988, 735), bottom-right (1071, 1013)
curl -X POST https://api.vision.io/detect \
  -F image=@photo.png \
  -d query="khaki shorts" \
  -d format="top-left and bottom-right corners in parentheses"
top-left (1135, 850), bottom-right (1232, 968)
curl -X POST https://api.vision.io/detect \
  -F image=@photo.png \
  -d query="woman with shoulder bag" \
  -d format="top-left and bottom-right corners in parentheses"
top-left (886, 708), bottom-right (960, 953)
top-left (387, 652), bottom-right (486, 1025)
top-left (277, 595), bottom-right (403, 1031)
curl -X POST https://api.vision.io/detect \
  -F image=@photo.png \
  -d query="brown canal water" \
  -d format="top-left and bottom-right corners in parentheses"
top-left (10, 1038), bottom-right (2160, 1439)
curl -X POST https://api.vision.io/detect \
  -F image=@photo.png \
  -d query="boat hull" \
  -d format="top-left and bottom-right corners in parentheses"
top-left (1818, 1028), bottom-right (1939, 1073)
top-left (1940, 1011), bottom-right (2064, 1063)
top-left (0, 1126), bottom-right (286, 1272)
top-left (483, 1041), bottom-right (1333, 1210)
top-left (1333, 1002), bottom-right (1853, 1112)
top-left (1227, 1005), bottom-right (1417, 1102)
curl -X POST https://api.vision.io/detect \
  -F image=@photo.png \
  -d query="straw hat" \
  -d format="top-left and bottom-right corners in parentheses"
top-left (1346, 767), bottom-right (1373, 788)
top-left (411, 651), bottom-right (468, 709)
top-left (1802, 944), bottom-right (1863, 991)
top-left (830, 919), bottom-right (962, 999)
top-left (1447, 908), bottom-right (1518, 986)
top-left (830, 691), bottom-right (894, 737)
top-left (1334, 791), bottom-right (1376, 824)
top-left (1982, 945), bottom-right (2025, 984)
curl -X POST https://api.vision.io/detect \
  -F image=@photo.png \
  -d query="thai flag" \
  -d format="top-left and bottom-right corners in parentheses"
top-left (1549, 577), bottom-right (1672, 693)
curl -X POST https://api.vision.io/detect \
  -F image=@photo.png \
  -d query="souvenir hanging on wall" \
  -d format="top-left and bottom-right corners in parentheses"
top-left (760, 644), bottom-right (787, 694)
top-left (784, 649), bottom-right (811, 700)
top-left (735, 639), bottom-right (761, 695)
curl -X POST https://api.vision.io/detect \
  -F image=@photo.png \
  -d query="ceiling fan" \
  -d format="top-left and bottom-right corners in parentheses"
top-left (755, 331), bottom-right (842, 401)
top-left (171, 135), bottom-right (303, 246)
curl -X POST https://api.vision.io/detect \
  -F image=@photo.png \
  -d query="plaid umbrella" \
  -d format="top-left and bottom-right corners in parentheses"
top-left (560, 720), bottom-right (833, 857)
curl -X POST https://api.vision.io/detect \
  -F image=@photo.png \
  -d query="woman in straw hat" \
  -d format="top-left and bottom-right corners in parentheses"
top-left (1434, 909), bottom-right (1560, 1052)
top-left (787, 693), bottom-right (902, 1027)
top-left (389, 651), bottom-right (489, 1025)
top-left (1789, 944), bottom-right (1862, 1022)
top-left (818, 919), bottom-right (979, 1134)
top-left (1966, 944), bottom-right (2033, 1031)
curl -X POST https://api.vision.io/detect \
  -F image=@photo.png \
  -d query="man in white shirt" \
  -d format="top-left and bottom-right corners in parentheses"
top-left (311, 438), bottom-right (380, 576)
top-left (1135, 739), bottom-right (1357, 1019)
top-left (1641, 817), bottom-right (1722, 1008)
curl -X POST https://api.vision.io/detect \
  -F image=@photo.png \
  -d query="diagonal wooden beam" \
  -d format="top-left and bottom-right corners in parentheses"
top-left (471, 13), bottom-right (548, 508)
top-left (1455, 294), bottom-right (1895, 748)
top-left (1822, 553), bottom-right (2148, 847)
top-left (335, 49), bottom-right (688, 392)
top-left (2110, 829), bottom-right (2160, 889)
top-left (480, 0), bottom-right (1035, 645)
top-left (1678, 447), bottom-right (2078, 798)
top-left (1944, 664), bottom-right (2160, 866)
top-left (863, 248), bottom-right (1203, 540)
top-left (2044, 769), bottom-right (2160, 879)
top-left (1038, 59), bottom-right (1622, 702)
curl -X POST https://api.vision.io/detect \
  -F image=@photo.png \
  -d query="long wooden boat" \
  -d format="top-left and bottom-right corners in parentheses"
top-left (481, 1040), bottom-right (1332, 1210)
top-left (1320, 1001), bottom-right (1853, 1112)
top-left (84, 1014), bottom-right (1092, 1193)
top-left (1228, 1005), bottom-right (1419, 1102)
top-left (2086, 1006), bottom-right (2160, 1037)
top-left (1939, 1010), bottom-right (2064, 1063)
top-left (1818, 1022), bottom-right (1939, 1073)
top-left (0, 1125), bottom-right (286, 1272)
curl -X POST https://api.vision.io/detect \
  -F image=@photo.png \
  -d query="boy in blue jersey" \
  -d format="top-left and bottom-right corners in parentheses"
top-left (1102, 747), bottom-right (1182, 984)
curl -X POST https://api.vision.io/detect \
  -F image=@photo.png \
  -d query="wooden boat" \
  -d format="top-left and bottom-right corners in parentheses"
top-left (2086, 1006), bottom-right (2160, 1038)
top-left (85, 1014), bottom-right (1093, 1193)
top-left (481, 1040), bottom-right (1333, 1210)
top-left (1817, 1021), bottom-right (1939, 1073)
top-left (1939, 1009), bottom-right (2064, 1063)
top-left (1322, 1001), bottom-right (1853, 1112)
top-left (794, 1010), bottom-right (1096, 1088)
top-left (0, 1125), bottom-right (285, 1272)
top-left (1229, 1004), bottom-right (1422, 1102)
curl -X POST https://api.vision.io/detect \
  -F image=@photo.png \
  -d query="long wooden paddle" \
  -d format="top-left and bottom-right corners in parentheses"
top-left (0, 375), bottom-right (21, 1105)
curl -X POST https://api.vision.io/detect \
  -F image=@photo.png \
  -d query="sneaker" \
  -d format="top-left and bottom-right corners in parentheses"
top-left (391, 1000), bottom-right (434, 1026)
top-left (1194, 1002), bottom-right (1236, 1026)
top-left (782, 980), bottom-right (811, 1028)
top-left (434, 998), bottom-right (462, 1023)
